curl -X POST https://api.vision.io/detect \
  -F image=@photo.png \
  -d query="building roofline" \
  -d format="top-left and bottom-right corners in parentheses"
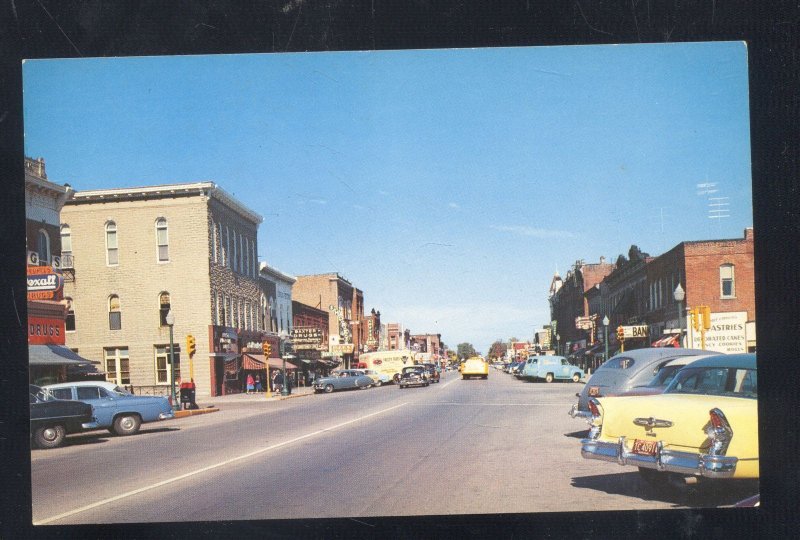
top-left (66, 181), bottom-right (263, 224)
top-left (259, 262), bottom-right (297, 283)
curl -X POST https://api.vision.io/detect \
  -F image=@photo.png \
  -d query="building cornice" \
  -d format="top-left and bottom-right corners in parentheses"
top-left (66, 181), bottom-right (263, 224)
top-left (259, 262), bottom-right (297, 284)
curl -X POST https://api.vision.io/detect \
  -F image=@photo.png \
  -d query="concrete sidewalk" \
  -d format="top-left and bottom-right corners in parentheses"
top-left (173, 386), bottom-right (316, 418)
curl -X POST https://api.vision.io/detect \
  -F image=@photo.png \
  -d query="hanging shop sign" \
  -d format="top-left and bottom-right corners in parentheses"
top-left (330, 343), bottom-right (355, 354)
top-left (292, 327), bottom-right (324, 350)
top-left (28, 316), bottom-right (65, 345)
top-left (27, 265), bottom-right (64, 301)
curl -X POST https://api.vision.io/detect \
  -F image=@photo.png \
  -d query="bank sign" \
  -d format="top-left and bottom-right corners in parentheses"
top-left (689, 311), bottom-right (748, 353)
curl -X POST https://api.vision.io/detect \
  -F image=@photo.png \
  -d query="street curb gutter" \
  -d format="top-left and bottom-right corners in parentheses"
top-left (173, 407), bottom-right (220, 418)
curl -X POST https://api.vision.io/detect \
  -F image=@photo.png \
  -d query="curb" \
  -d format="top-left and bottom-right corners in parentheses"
top-left (278, 391), bottom-right (315, 400)
top-left (173, 407), bottom-right (220, 418)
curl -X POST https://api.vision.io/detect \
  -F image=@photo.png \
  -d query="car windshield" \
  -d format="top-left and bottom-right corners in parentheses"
top-left (664, 366), bottom-right (757, 398)
top-left (646, 365), bottom-right (684, 387)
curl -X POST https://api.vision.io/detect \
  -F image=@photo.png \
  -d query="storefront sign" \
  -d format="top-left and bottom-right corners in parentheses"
top-left (28, 316), bottom-right (65, 345)
top-left (330, 343), bottom-right (354, 354)
top-left (27, 265), bottom-right (64, 301)
top-left (292, 327), bottom-right (324, 350)
top-left (689, 311), bottom-right (747, 353)
top-left (622, 325), bottom-right (649, 339)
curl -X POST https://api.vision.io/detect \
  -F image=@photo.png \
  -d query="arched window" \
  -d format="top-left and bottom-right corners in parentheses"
top-left (156, 218), bottom-right (169, 262)
top-left (60, 224), bottom-right (72, 255)
top-left (109, 295), bottom-right (121, 330)
top-left (36, 229), bottom-right (50, 265)
top-left (159, 292), bottom-right (171, 326)
top-left (720, 264), bottom-right (735, 298)
top-left (105, 222), bottom-right (118, 265)
top-left (64, 297), bottom-right (75, 331)
top-left (211, 220), bottom-right (218, 263)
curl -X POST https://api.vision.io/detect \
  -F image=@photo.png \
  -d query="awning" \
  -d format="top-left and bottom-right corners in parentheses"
top-left (651, 334), bottom-right (679, 348)
top-left (242, 353), bottom-right (298, 370)
top-left (28, 345), bottom-right (93, 366)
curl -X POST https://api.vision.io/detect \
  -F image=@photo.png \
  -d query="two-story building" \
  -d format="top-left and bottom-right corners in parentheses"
top-left (61, 181), bottom-right (265, 397)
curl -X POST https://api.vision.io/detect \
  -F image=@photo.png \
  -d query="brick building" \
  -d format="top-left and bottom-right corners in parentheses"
top-left (61, 182), bottom-right (264, 397)
top-left (548, 258), bottom-right (615, 354)
top-left (645, 228), bottom-right (755, 352)
top-left (292, 273), bottom-right (365, 368)
top-left (386, 323), bottom-right (411, 350)
top-left (410, 333), bottom-right (442, 359)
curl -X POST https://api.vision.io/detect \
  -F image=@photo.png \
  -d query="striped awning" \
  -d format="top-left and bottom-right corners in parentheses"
top-left (242, 353), bottom-right (298, 370)
top-left (651, 334), bottom-right (679, 348)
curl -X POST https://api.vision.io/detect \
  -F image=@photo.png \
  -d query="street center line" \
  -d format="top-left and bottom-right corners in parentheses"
top-left (33, 402), bottom-right (408, 526)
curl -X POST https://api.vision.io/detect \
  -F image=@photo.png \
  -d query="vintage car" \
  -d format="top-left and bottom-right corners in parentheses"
top-left (314, 370), bottom-right (374, 393)
top-left (580, 354), bottom-right (758, 488)
top-left (30, 384), bottom-right (99, 449)
top-left (357, 368), bottom-right (390, 387)
top-left (398, 366), bottom-right (430, 388)
top-left (416, 362), bottom-right (441, 383)
top-left (461, 356), bottom-right (489, 379)
top-left (617, 354), bottom-right (710, 398)
top-left (569, 347), bottom-right (715, 418)
top-left (521, 355), bottom-right (583, 383)
top-left (44, 381), bottom-right (174, 436)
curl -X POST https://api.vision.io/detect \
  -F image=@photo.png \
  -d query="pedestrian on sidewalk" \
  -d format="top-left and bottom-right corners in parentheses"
top-left (255, 374), bottom-right (263, 393)
top-left (273, 370), bottom-right (284, 394)
top-left (246, 373), bottom-right (255, 394)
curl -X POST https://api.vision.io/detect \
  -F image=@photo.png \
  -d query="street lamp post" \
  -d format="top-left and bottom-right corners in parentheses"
top-left (674, 284), bottom-right (685, 347)
top-left (556, 333), bottom-right (560, 356)
top-left (602, 316), bottom-right (609, 366)
top-left (165, 310), bottom-right (178, 411)
top-left (279, 330), bottom-right (293, 396)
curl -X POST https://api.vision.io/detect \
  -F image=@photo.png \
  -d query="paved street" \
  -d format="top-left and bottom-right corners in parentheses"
top-left (31, 370), bottom-right (758, 525)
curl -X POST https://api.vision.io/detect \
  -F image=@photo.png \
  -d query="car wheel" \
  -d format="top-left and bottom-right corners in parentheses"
top-left (34, 425), bottom-right (65, 449)
top-left (545, 373), bottom-right (554, 383)
top-left (324, 384), bottom-right (334, 394)
top-left (113, 414), bottom-right (142, 436)
top-left (424, 382), bottom-right (430, 387)
top-left (572, 373), bottom-right (581, 383)
top-left (374, 380), bottom-right (382, 387)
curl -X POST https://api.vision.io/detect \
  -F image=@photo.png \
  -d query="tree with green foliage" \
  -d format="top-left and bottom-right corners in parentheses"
top-left (456, 342), bottom-right (477, 359)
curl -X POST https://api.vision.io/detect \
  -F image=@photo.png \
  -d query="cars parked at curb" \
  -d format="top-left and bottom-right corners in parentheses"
top-left (43, 381), bottom-right (174, 436)
top-left (398, 366), bottom-right (429, 388)
top-left (313, 370), bottom-right (374, 393)
top-left (616, 354), bottom-right (711, 398)
top-left (580, 353), bottom-right (759, 490)
top-left (30, 384), bottom-right (98, 449)
top-left (569, 347), bottom-right (715, 419)
top-left (521, 355), bottom-right (583, 383)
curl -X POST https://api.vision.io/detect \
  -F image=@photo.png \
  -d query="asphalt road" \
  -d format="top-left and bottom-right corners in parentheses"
top-left (31, 369), bottom-right (759, 525)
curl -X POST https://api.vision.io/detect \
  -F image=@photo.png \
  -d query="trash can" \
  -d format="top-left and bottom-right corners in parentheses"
top-left (179, 382), bottom-right (197, 410)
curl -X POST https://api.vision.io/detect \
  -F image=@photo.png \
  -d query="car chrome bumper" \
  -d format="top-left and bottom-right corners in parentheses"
top-left (159, 411), bottom-right (175, 420)
top-left (580, 436), bottom-right (738, 478)
top-left (569, 403), bottom-right (590, 419)
top-left (81, 421), bottom-right (100, 429)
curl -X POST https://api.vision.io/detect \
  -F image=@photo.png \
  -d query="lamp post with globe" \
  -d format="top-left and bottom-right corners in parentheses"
top-left (674, 284), bottom-right (686, 347)
top-left (165, 310), bottom-right (177, 410)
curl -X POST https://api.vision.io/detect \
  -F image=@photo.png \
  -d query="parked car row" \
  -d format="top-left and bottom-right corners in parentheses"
top-left (574, 350), bottom-right (759, 494)
top-left (30, 381), bottom-right (175, 449)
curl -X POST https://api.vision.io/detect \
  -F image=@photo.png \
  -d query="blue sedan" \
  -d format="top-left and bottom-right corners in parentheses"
top-left (313, 370), bottom-right (374, 393)
top-left (44, 381), bottom-right (174, 436)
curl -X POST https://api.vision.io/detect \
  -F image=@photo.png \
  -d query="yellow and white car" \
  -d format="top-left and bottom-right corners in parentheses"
top-left (461, 356), bottom-right (489, 380)
top-left (580, 353), bottom-right (758, 487)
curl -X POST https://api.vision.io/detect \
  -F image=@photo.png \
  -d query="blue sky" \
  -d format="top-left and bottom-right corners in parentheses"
top-left (22, 42), bottom-right (752, 353)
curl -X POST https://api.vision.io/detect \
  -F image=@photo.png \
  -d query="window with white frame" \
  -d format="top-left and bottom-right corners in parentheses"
top-left (104, 347), bottom-right (130, 385)
top-left (156, 218), bottom-right (169, 262)
top-left (245, 301), bottom-right (251, 330)
top-left (154, 345), bottom-right (181, 384)
top-left (36, 229), bottom-right (50, 265)
top-left (720, 264), bottom-right (735, 298)
top-left (109, 295), bottom-right (122, 330)
top-left (105, 221), bottom-right (118, 265)
top-left (60, 224), bottom-right (72, 257)
top-left (232, 230), bottom-right (238, 272)
top-left (211, 220), bottom-right (217, 263)
top-left (64, 297), bottom-right (75, 331)
top-left (159, 292), bottom-right (171, 326)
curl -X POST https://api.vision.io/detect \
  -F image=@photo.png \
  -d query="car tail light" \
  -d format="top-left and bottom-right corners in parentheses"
top-left (587, 398), bottom-right (601, 418)
top-left (705, 408), bottom-right (733, 455)
top-left (587, 398), bottom-right (603, 439)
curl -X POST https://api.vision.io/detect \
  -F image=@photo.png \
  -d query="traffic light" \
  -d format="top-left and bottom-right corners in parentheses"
top-left (616, 326), bottom-right (624, 341)
top-left (262, 341), bottom-right (271, 357)
top-left (701, 306), bottom-right (712, 330)
top-left (186, 335), bottom-right (196, 357)
top-left (690, 307), bottom-right (700, 331)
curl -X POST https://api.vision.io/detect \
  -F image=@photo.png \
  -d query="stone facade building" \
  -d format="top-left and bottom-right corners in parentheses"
top-left (259, 263), bottom-right (296, 336)
top-left (61, 182), bottom-right (264, 397)
top-left (292, 273), bottom-right (365, 368)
